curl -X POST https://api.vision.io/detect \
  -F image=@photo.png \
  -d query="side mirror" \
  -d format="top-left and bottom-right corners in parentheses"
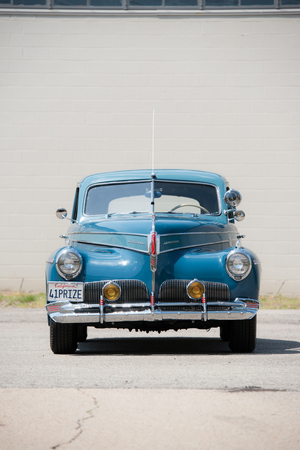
top-left (56, 208), bottom-right (68, 220)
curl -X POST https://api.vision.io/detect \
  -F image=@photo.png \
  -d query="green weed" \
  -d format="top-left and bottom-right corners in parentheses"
top-left (0, 292), bottom-right (46, 308)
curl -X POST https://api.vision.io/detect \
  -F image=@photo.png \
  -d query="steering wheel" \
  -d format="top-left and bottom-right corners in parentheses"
top-left (169, 204), bottom-right (210, 214)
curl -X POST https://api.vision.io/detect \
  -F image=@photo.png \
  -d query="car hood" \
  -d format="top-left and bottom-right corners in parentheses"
top-left (68, 215), bottom-right (237, 254)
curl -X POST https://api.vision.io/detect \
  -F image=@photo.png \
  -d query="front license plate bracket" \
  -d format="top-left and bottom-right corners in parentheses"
top-left (47, 282), bottom-right (84, 302)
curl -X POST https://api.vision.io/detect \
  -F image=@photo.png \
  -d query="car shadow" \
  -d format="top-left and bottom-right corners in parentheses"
top-left (76, 336), bottom-right (300, 355)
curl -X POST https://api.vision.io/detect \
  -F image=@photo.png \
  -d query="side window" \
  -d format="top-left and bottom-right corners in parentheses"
top-left (72, 188), bottom-right (79, 222)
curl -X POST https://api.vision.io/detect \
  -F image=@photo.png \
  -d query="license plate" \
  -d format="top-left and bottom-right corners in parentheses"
top-left (47, 282), bottom-right (84, 302)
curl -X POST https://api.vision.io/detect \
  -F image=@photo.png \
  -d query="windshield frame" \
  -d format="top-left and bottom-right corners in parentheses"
top-left (83, 179), bottom-right (221, 218)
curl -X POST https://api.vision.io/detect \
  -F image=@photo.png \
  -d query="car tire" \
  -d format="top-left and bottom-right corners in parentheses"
top-left (50, 319), bottom-right (78, 354)
top-left (77, 325), bottom-right (88, 342)
top-left (220, 325), bottom-right (230, 342)
top-left (228, 315), bottom-right (257, 353)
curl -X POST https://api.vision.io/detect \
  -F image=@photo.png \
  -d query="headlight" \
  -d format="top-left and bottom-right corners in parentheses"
top-left (103, 282), bottom-right (121, 301)
top-left (224, 189), bottom-right (242, 207)
top-left (56, 248), bottom-right (82, 280)
top-left (226, 250), bottom-right (252, 281)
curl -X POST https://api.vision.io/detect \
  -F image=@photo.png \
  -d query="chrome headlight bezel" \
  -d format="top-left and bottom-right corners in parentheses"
top-left (56, 248), bottom-right (83, 280)
top-left (226, 249), bottom-right (252, 281)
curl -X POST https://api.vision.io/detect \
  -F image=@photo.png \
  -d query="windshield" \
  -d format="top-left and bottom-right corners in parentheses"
top-left (85, 181), bottom-right (219, 216)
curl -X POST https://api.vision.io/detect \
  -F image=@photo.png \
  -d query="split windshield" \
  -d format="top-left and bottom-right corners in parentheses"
top-left (85, 181), bottom-right (219, 216)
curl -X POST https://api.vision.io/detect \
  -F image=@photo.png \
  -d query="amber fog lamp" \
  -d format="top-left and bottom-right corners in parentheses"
top-left (187, 280), bottom-right (204, 300)
top-left (103, 282), bottom-right (121, 301)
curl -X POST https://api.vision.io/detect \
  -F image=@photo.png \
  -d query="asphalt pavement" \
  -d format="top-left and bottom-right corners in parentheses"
top-left (0, 308), bottom-right (299, 449)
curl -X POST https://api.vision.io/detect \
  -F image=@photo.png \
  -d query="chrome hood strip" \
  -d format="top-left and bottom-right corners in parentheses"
top-left (68, 232), bottom-right (149, 253)
top-left (159, 231), bottom-right (236, 253)
top-left (68, 231), bottom-right (235, 254)
top-left (71, 238), bottom-right (230, 254)
top-left (159, 240), bottom-right (230, 254)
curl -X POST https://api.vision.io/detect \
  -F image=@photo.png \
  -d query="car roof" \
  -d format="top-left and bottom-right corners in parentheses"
top-left (79, 169), bottom-right (227, 190)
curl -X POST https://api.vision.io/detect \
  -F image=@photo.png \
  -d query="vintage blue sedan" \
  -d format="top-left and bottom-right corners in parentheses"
top-left (46, 169), bottom-right (261, 354)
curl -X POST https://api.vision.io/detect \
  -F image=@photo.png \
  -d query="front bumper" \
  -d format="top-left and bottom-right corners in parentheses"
top-left (46, 298), bottom-right (259, 324)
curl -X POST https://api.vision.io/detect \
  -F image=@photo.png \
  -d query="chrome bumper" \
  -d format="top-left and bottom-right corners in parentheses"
top-left (46, 298), bottom-right (260, 324)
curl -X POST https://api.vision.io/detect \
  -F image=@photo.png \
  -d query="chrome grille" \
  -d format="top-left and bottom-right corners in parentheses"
top-left (158, 280), bottom-right (230, 303)
top-left (205, 282), bottom-right (230, 302)
top-left (84, 280), bottom-right (149, 305)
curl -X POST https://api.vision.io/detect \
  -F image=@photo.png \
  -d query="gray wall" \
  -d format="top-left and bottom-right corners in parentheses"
top-left (0, 12), bottom-right (299, 295)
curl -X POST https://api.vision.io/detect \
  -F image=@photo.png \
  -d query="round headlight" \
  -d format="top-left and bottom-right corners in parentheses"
top-left (187, 280), bottom-right (205, 299)
top-left (226, 250), bottom-right (252, 281)
top-left (224, 189), bottom-right (242, 207)
top-left (103, 282), bottom-right (121, 301)
top-left (56, 249), bottom-right (82, 280)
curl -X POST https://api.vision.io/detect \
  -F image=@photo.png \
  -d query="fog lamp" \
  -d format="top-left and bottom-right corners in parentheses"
top-left (187, 280), bottom-right (204, 300)
top-left (103, 282), bottom-right (121, 301)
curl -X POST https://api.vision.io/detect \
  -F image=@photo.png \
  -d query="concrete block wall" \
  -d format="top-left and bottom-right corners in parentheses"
top-left (0, 13), bottom-right (299, 295)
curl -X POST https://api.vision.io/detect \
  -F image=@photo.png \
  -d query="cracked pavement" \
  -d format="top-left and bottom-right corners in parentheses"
top-left (0, 309), bottom-right (300, 449)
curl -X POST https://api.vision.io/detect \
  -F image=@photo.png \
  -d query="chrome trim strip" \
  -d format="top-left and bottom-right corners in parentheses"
top-left (49, 309), bottom-right (257, 324)
top-left (50, 312), bottom-right (100, 324)
top-left (72, 239), bottom-right (229, 254)
top-left (70, 229), bottom-right (233, 254)
top-left (160, 231), bottom-right (236, 237)
top-left (159, 240), bottom-right (230, 254)
top-left (68, 231), bottom-right (148, 237)
top-left (56, 301), bottom-right (242, 309)
top-left (103, 302), bottom-right (152, 308)
top-left (68, 231), bottom-right (149, 253)
top-left (70, 238), bottom-right (230, 254)
top-left (69, 230), bottom-right (236, 237)
top-left (74, 240), bottom-right (150, 254)
top-left (156, 302), bottom-right (203, 307)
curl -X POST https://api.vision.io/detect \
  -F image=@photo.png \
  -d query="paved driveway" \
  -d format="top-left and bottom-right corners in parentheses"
top-left (0, 309), bottom-right (299, 449)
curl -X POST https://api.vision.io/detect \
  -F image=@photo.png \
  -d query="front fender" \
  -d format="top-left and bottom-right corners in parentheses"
top-left (168, 246), bottom-right (261, 301)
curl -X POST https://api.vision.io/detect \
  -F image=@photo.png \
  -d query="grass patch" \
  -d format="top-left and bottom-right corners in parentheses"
top-left (259, 295), bottom-right (300, 310)
top-left (0, 291), bottom-right (46, 308)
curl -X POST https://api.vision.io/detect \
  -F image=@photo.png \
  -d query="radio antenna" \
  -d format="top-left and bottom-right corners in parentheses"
top-left (151, 109), bottom-right (155, 177)
top-left (150, 110), bottom-right (157, 309)
top-left (150, 110), bottom-right (156, 213)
